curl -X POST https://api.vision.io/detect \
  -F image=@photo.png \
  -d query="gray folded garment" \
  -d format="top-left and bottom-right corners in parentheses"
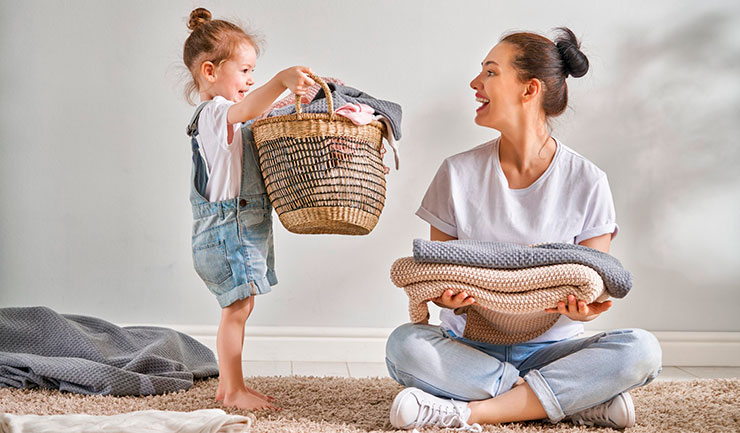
top-left (412, 239), bottom-right (632, 298)
top-left (0, 306), bottom-right (218, 396)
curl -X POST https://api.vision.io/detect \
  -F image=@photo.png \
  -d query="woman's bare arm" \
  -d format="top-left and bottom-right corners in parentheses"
top-left (430, 226), bottom-right (457, 242)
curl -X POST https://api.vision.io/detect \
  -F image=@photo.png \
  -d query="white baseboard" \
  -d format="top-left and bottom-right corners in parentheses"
top-left (167, 326), bottom-right (392, 363)
top-left (154, 325), bottom-right (740, 367)
top-left (637, 331), bottom-right (740, 367)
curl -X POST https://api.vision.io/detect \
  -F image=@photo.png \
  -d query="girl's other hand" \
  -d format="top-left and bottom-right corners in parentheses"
top-left (432, 289), bottom-right (476, 309)
top-left (279, 66), bottom-right (315, 95)
top-left (545, 294), bottom-right (612, 322)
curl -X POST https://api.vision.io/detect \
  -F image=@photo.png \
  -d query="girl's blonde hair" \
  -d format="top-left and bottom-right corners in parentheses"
top-left (182, 8), bottom-right (261, 104)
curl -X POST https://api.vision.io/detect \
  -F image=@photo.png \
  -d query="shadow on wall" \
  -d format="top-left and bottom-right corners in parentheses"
top-left (576, 12), bottom-right (740, 285)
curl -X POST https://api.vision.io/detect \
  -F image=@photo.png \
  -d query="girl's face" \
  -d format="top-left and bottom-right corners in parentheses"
top-left (469, 42), bottom-right (525, 130)
top-left (211, 43), bottom-right (257, 103)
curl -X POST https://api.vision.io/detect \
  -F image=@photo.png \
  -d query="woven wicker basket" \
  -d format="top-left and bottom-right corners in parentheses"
top-left (252, 74), bottom-right (387, 235)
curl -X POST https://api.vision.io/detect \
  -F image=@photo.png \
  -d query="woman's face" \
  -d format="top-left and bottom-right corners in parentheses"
top-left (470, 42), bottom-right (525, 129)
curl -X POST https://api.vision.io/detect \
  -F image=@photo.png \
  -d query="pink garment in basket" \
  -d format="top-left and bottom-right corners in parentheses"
top-left (334, 103), bottom-right (376, 125)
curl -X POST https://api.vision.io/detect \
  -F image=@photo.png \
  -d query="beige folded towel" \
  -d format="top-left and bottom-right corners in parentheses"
top-left (390, 258), bottom-right (610, 344)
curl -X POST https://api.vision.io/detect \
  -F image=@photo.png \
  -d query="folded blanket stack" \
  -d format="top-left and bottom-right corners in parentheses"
top-left (390, 240), bottom-right (632, 344)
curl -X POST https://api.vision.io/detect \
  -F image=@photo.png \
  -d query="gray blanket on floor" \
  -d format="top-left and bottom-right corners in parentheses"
top-left (0, 306), bottom-right (218, 396)
top-left (412, 239), bottom-right (632, 298)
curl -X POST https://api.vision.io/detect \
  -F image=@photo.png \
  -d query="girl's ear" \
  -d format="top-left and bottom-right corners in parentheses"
top-left (521, 78), bottom-right (541, 103)
top-left (200, 61), bottom-right (217, 83)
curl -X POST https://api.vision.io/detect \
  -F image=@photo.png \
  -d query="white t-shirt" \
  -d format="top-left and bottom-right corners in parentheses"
top-left (416, 136), bottom-right (618, 343)
top-left (197, 96), bottom-right (243, 202)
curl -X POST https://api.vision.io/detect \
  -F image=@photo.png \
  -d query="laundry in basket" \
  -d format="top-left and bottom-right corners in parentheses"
top-left (252, 74), bottom-right (400, 235)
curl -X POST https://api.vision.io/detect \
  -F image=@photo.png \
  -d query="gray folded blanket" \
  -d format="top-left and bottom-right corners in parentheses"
top-left (265, 83), bottom-right (403, 140)
top-left (0, 306), bottom-right (218, 396)
top-left (413, 239), bottom-right (632, 298)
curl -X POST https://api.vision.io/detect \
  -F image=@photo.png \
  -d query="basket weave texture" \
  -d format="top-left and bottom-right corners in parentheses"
top-left (252, 74), bottom-right (387, 235)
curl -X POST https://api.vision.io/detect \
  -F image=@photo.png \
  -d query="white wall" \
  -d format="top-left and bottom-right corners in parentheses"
top-left (1, 0), bottom-right (738, 335)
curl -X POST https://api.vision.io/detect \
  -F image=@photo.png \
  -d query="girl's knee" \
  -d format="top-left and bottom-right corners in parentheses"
top-left (222, 296), bottom-right (254, 322)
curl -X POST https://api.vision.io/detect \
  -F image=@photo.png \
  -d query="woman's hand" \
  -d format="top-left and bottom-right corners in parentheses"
top-left (545, 294), bottom-right (612, 322)
top-left (432, 289), bottom-right (476, 309)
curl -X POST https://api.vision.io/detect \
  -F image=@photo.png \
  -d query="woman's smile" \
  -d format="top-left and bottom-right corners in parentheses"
top-left (475, 93), bottom-right (490, 112)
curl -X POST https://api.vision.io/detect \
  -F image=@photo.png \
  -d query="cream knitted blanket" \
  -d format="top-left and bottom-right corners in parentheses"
top-left (390, 258), bottom-right (610, 344)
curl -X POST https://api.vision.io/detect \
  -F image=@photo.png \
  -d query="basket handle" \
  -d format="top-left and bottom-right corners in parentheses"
top-left (294, 73), bottom-right (334, 119)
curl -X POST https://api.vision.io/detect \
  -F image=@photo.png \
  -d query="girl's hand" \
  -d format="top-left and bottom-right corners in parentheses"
top-left (545, 295), bottom-right (612, 322)
top-left (432, 289), bottom-right (476, 309)
top-left (278, 66), bottom-right (315, 96)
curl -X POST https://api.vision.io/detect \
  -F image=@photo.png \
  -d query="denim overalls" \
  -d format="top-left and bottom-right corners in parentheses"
top-left (186, 102), bottom-right (277, 308)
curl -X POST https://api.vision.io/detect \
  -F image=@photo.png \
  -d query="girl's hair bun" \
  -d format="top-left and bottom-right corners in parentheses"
top-left (554, 27), bottom-right (589, 78)
top-left (187, 8), bottom-right (212, 31)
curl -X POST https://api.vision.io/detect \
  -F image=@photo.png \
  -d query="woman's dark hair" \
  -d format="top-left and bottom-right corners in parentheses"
top-left (500, 27), bottom-right (589, 117)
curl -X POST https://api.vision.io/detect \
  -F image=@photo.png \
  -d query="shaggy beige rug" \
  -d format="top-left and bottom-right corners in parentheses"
top-left (1, 377), bottom-right (738, 432)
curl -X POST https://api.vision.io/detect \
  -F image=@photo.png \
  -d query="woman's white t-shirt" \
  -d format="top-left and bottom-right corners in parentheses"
top-left (197, 96), bottom-right (243, 202)
top-left (416, 136), bottom-right (618, 343)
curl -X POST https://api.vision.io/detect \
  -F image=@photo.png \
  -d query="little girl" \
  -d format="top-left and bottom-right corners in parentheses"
top-left (182, 8), bottom-right (314, 410)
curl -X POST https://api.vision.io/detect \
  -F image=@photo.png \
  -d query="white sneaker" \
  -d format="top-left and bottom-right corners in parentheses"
top-left (568, 392), bottom-right (636, 429)
top-left (389, 387), bottom-right (482, 432)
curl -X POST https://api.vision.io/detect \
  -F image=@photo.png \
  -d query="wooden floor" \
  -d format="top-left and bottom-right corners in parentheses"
top-left (242, 362), bottom-right (740, 380)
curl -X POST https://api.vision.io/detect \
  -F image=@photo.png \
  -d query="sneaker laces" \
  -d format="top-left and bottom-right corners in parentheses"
top-left (570, 401), bottom-right (612, 426)
top-left (412, 400), bottom-right (482, 432)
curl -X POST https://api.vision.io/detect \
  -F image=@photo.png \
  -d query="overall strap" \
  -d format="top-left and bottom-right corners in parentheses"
top-left (187, 101), bottom-right (210, 137)
top-left (188, 101), bottom-right (211, 198)
top-left (239, 122), bottom-right (268, 197)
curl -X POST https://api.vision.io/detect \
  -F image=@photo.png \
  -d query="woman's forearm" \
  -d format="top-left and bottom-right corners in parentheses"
top-left (430, 226), bottom-right (457, 242)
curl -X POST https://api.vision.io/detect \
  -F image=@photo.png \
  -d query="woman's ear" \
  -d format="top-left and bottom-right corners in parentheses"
top-left (522, 78), bottom-right (542, 103)
top-left (200, 61), bottom-right (217, 83)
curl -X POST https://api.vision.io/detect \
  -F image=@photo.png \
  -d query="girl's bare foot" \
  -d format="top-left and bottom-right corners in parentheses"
top-left (216, 384), bottom-right (278, 403)
top-left (221, 388), bottom-right (277, 411)
top-left (245, 385), bottom-right (278, 403)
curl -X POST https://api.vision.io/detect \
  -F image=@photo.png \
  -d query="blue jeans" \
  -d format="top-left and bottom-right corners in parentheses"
top-left (385, 323), bottom-right (662, 422)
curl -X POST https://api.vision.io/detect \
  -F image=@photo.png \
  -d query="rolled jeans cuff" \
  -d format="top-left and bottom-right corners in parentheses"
top-left (524, 369), bottom-right (565, 422)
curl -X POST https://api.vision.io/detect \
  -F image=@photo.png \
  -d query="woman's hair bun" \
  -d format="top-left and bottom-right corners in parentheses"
top-left (187, 8), bottom-right (212, 31)
top-left (554, 27), bottom-right (589, 78)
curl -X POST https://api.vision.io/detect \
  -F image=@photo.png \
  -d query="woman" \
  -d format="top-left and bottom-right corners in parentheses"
top-left (385, 28), bottom-right (662, 431)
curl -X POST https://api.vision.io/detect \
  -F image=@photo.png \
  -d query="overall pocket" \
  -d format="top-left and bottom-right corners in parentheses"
top-left (239, 207), bottom-right (266, 228)
top-left (192, 239), bottom-right (233, 285)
